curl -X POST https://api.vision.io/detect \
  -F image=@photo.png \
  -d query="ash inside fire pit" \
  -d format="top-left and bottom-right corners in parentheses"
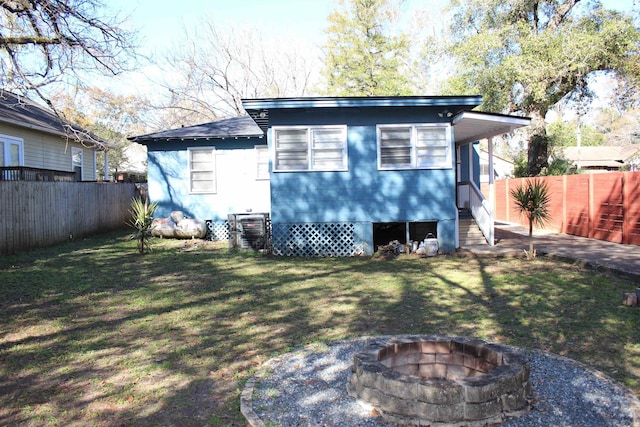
top-left (347, 335), bottom-right (532, 426)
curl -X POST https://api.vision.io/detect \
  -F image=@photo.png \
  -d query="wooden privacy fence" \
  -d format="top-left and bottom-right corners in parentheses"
top-left (489, 172), bottom-right (640, 245)
top-left (0, 182), bottom-right (138, 255)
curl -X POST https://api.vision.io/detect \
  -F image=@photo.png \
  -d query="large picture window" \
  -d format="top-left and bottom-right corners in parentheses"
top-left (273, 126), bottom-right (347, 172)
top-left (377, 124), bottom-right (451, 170)
top-left (188, 148), bottom-right (216, 193)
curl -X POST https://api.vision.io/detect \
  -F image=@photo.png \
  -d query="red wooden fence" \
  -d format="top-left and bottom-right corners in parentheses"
top-left (488, 172), bottom-right (640, 245)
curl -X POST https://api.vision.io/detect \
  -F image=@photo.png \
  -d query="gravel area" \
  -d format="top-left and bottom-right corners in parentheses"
top-left (242, 337), bottom-right (640, 427)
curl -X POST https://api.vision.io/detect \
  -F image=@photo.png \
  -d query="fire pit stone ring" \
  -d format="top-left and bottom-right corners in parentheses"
top-left (347, 335), bottom-right (532, 426)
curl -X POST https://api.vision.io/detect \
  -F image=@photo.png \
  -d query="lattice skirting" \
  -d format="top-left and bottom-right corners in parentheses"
top-left (206, 220), bottom-right (230, 241)
top-left (272, 222), bottom-right (369, 257)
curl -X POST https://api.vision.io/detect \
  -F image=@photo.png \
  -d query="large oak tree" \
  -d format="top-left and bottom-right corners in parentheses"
top-left (445, 0), bottom-right (639, 175)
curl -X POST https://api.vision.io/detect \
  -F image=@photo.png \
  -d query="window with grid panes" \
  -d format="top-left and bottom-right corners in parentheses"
top-left (273, 126), bottom-right (347, 171)
top-left (378, 124), bottom-right (451, 170)
top-left (188, 148), bottom-right (216, 193)
top-left (255, 145), bottom-right (269, 180)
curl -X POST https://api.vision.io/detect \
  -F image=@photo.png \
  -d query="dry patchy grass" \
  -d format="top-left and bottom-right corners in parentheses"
top-left (0, 232), bottom-right (638, 426)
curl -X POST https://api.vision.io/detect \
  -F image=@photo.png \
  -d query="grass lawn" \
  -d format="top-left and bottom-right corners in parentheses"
top-left (0, 231), bottom-right (638, 426)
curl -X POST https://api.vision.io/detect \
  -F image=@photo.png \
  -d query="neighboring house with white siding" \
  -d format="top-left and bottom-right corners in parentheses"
top-left (0, 90), bottom-right (109, 181)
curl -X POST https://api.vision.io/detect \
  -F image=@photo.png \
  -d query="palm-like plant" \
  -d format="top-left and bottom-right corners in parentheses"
top-left (510, 179), bottom-right (551, 259)
top-left (127, 197), bottom-right (158, 254)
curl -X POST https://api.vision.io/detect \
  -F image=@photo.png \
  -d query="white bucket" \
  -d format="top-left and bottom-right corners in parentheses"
top-left (423, 234), bottom-right (438, 257)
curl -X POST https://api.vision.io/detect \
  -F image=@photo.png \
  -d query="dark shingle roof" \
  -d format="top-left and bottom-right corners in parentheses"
top-left (130, 115), bottom-right (263, 143)
top-left (0, 90), bottom-right (108, 149)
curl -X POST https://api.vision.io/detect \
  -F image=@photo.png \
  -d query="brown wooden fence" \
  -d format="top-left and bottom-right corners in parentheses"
top-left (0, 182), bottom-right (138, 255)
top-left (487, 172), bottom-right (640, 245)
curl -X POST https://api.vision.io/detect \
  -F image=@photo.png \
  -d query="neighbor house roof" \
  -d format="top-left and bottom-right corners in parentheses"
top-left (130, 115), bottom-right (263, 143)
top-left (562, 145), bottom-right (640, 169)
top-left (0, 90), bottom-right (109, 149)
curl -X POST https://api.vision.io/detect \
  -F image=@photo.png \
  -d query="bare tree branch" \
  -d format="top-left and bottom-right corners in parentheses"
top-left (0, 0), bottom-right (137, 94)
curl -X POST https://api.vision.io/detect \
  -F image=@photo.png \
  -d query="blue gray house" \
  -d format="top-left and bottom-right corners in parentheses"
top-left (131, 96), bottom-right (530, 256)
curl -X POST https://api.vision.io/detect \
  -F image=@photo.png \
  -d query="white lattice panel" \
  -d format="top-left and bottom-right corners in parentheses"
top-left (272, 222), bottom-right (366, 257)
top-left (206, 220), bottom-right (229, 241)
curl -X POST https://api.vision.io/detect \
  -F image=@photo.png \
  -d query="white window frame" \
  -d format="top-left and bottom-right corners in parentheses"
top-left (377, 123), bottom-right (452, 170)
top-left (255, 145), bottom-right (270, 180)
top-left (0, 134), bottom-right (24, 166)
top-left (188, 147), bottom-right (216, 194)
top-left (71, 147), bottom-right (84, 180)
top-left (272, 125), bottom-right (348, 172)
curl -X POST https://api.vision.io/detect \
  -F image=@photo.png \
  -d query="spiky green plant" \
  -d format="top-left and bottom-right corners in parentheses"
top-left (127, 197), bottom-right (158, 254)
top-left (510, 179), bottom-right (551, 259)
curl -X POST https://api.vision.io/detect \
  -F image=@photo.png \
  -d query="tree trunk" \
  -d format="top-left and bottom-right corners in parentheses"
top-left (528, 218), bottom-right (534, 256)
top-left (527, 111), bottom-right (548, 177)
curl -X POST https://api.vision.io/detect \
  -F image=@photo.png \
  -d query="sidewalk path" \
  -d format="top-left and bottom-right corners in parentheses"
top-left (462, 222), bottom-right (640, 281)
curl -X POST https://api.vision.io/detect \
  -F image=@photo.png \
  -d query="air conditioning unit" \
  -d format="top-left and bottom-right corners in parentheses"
top-left (228, 213), bottom-right (270, 251)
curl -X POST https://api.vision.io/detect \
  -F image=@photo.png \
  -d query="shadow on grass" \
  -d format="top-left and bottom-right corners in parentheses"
top-left (0, 233), bottom-right (638, 426)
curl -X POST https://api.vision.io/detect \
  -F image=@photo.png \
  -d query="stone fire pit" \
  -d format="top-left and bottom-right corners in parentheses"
top-left (347, 335), bottom-right (532, 426)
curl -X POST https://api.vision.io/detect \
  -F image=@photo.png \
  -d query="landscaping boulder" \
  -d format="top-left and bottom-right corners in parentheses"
top-left (175, 218), bottom-right (207, 238)
top-left (150, 211), bottom-right (207, 239)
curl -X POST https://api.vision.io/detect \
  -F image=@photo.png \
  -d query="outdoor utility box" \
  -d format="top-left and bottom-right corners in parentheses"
top-left (228, 213), bottom-right (270, 251)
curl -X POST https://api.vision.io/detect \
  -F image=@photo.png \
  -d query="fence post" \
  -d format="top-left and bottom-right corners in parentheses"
top-left (623, 172), bottom-right (629, 245)
top-left (505, 179), bottom-right (510, 223)
top-left (588, 174), bottom-right (595, 239)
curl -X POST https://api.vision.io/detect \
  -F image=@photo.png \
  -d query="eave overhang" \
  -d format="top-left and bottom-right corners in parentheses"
top-left (242, 96), bottom-right (484, 133)
top-left (242, 95), bottom-right (483, 110)
top-left (453, 111), bottom-right (531, 145)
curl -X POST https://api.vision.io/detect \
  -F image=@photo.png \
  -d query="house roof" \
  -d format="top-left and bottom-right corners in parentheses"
top-left (131, 96), bottom-right (530, 147)
top-left (242, 96), bottom-right (484, 132)
top-left (562, 145), bottom-right (640, 168)
top-left (0, 90), bottom-right (109, 149)
top-left (452, 111), bottom-right (531, 145)
top-left (242, 95), bottom-right (483, 109)
top-left (129, 115), bottom-right (264, 143)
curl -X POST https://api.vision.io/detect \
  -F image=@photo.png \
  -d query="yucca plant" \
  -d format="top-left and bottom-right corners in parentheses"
top-left (510, 178), bottom-right (551, 259)
top-left (127, 197), bottom-right (158, 254)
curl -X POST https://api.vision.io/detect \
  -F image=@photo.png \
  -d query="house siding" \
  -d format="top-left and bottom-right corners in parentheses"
top-left (146, 139), bottom-right (270, 223)
top-left (0, 122), bottom-right (97, 180)
top-left (268, 107), bottom-right (457, 255)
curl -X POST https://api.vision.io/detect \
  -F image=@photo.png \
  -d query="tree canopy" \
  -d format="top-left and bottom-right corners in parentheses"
top-left (52, 87), bottom-right (150, 178)
top-left (445, 0), bottom-right (640, 175)
top-left (322, 0), bottom-right (413, 96)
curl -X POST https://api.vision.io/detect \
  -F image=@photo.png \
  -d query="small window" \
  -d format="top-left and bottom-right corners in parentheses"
top-left (378, 124), bottom-right (451, 170)
top-left (255, 146), bottom-right (270, 180)
top-left (188, 148), bottom-right (216, 193)
top-left (72, 147), bottom-right (83, 181)
top-left (0, 135), bottom-right (23, 166)
top-left (273, 126), bottom-right (347, 172)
